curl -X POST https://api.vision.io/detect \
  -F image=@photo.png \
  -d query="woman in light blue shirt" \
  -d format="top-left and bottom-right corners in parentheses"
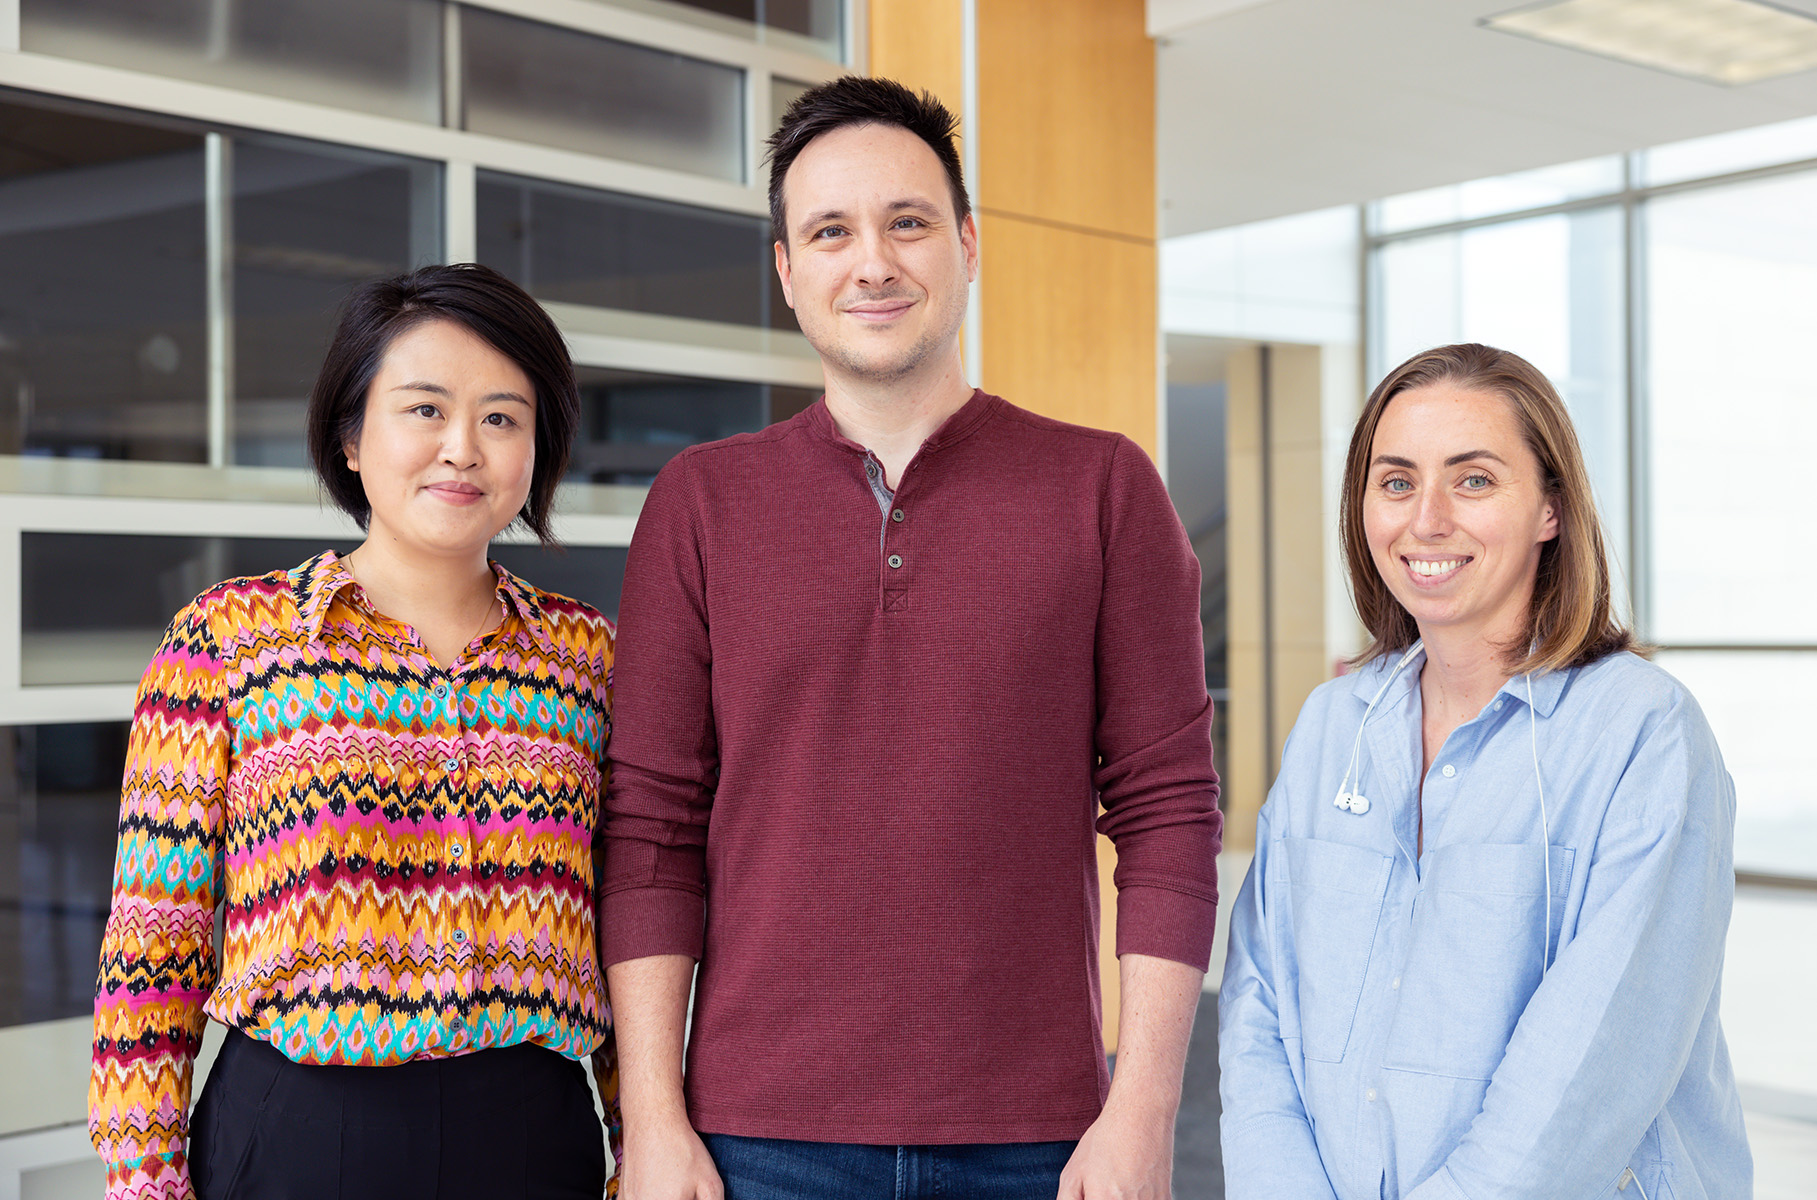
top-left (1219, 343), bottom-right (1750, 1199)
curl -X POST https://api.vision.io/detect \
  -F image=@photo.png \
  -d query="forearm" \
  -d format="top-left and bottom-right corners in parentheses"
top-left (1105, 952), bottom-right (1203, 1117)
top-left (606, 954), bottom-right (697, 1130)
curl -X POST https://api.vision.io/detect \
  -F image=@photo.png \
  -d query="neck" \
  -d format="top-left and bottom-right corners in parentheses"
top-left (822, 351), bottom-right (974, 482)
top-left (1415, 621), bottom-right (1521, 721)
top-left (343, 529), bottom-right (496, 622)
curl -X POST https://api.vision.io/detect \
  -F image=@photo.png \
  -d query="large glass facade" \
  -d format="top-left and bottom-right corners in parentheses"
top-left (1370, 139), bottom-right (1817, 883)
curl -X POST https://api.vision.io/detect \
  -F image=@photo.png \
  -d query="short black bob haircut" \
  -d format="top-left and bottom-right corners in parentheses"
top-left (764, 75), bottom-right (970, 248)
top-left (306, 263), bottom-right (579, 546)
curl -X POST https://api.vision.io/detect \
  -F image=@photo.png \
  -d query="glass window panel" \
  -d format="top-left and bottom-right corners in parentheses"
top-left (1655, 651), bottom-right (1814, 880)
top-left (1640, 113), bottom-right (1817, 187)
top-left (20, 0), bottom-right (442, 125)
top-left (0, 722), bottom-right (130, 1028)
top-left (0, 97), bottom-right (207, 463)
top-left (232, 137), bottom-right (441, 468)
top-left (1645, 170), bottom-right (1817, 644)
top-left (571, 367), bottom-right (818, 486)
top-left (586, 0), bottom-right (843, 58)
top-left (1372, 207), bottom-right (1630, 603)
top-left (1370, 156), bottom-right (1624, 235)
top-left (461, 7), bottom-right (744, 182)
top-left (20, 534), bottom-right (358, 686)
top-left (488, 544), bottom-right (628, 622)
top-left (772, 77), bottom-right (812, 134)
top-left (477, 172), bottom-right (798, 332)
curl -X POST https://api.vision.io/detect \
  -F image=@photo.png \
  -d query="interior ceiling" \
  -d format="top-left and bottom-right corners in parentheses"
top-left (1155, 0), bottom-right (1817, 236)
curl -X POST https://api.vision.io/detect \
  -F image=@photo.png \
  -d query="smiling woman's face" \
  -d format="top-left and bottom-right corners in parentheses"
top-left (345, 318), bottom-right (536, 562)
top-left (1363, 382), bottom-right (1558, 651)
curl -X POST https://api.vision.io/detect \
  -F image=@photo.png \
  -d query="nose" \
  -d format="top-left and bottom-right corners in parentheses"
top-left (1411, 485), bottom-right (1454, 540)
top-left (440, 417), bottom-right (482, 469)
top-left (853, 228), bottom-right (900, 290)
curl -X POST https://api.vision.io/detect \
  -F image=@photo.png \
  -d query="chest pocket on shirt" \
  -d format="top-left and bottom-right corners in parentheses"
top-left (1282, 837), bottom-right (1393, 1064)
top-left (1382, 842), bottom-right (1574, 1081)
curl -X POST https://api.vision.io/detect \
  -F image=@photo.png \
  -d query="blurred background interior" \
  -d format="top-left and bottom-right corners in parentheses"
top-left (0, 1), bottom-right (1812, 1196)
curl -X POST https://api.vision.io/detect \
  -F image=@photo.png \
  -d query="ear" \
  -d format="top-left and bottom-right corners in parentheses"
top-left (1538, 495), bottom-right (1559, 543)
top-left (773, 239), bottom-right (795, 309)
top-left (960, 212), bottom-right (980, 284)
top-left (343, 439), bottom-right (360, 473)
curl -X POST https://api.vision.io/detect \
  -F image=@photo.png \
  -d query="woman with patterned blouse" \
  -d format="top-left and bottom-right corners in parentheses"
top-left (89, 264), bottom-right (619, 1200)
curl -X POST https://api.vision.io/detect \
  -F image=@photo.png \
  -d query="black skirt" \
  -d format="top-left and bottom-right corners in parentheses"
top-left (189, 1028), bottom-right (608, 1200)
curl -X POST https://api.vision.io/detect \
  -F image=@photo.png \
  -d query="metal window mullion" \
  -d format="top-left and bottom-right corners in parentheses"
top-left (445, 160), bottom-right (478, 263)
top-left (745, 63), bottom-right (767, 189)
top-left (1624, 178), bottom-right (1653, 641)
top-left (442, 1), bottom-right (464, 130)
top-left (204, 132), bottom-right (234, 470)
top-left (0, 0), bottom-right (20, 53)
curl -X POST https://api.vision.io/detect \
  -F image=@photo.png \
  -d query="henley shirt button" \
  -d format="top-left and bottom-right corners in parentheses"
top-left (887, 554), bottom-right (903, 569)
top-left (1441, 764), bottom-right (1456, 778)
top-left (891, 508), bottom-right (905, 522)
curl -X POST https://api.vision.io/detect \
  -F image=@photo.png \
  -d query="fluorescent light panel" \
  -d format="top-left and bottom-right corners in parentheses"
top-left (1483, 0), bottom-right (1817, 86)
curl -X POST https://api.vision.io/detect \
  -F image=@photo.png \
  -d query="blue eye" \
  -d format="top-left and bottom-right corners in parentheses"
top-left (1463, 474), bottom-right (1492, 490)
top-left (1383, 477), bottom-right (1412, 494)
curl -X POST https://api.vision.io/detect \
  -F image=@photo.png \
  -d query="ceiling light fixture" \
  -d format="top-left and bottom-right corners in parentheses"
top-left (1482, 0), bottom-right (1817, 86)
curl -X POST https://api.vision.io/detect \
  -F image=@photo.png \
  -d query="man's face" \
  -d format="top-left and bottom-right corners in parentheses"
top-left (775, 123), bottom-right (977, 386)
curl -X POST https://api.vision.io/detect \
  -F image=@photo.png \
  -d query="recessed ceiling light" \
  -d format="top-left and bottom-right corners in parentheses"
top-left (1482, 0), bottom-right (1817, 86)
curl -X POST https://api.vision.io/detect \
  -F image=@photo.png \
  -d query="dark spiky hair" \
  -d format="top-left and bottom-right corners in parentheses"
top-left (764, 75), bottom-right (969, 248)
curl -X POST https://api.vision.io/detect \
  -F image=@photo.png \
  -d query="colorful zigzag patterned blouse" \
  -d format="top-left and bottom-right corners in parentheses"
top-left (89, 550), bottom-right (619, 1200)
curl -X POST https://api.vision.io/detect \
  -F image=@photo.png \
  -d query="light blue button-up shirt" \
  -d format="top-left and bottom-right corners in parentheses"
top-left (1219, 649), bottom-right (1751, 1200)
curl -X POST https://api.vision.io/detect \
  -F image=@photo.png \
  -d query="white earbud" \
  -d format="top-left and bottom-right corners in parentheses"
top-left (1333, 640), bottom-right (1423, 817)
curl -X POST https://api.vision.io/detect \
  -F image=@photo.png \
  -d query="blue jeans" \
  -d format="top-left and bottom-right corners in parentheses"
top-left (702, 1133), bottom-right (1078, 1200)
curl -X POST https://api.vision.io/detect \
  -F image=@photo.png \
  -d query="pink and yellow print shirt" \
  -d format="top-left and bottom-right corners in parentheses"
top-left (89, 550), bottom-right (618, 1200)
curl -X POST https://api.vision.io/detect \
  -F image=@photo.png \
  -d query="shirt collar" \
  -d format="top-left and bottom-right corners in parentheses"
top-left (292, 549), bottom-right (547, 644)
top-left (804, 388), bottom-right (1000, 455)
top-left (1346, 642), bottom-right (1570, 718)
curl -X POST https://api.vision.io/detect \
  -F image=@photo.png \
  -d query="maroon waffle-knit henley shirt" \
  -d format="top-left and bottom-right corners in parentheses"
top-left (601, 390), bottom-right (1221, 1145)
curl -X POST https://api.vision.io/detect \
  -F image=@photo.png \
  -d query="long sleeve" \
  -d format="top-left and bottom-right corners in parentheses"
top-left (1218, 802), bottom-right (1344, 1200)
top-left (1091, 437), bottom-right (1222, 969)
top-left (590, 642), bottom-right (624, 1193)
top-left (1406, 692), bottom-right (1740, 1200)
top-left (89, 599), bottom-right (231, 1200)
top-left (599, 452), bottom-right (715, 967)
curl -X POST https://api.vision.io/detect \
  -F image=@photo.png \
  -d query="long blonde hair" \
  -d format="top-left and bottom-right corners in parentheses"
top-left (1340, 343), bottom-right (1641, 674)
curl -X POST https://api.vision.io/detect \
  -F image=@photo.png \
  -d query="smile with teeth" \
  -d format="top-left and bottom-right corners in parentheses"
top-left (1408, 557), bottom-right (1469, 577)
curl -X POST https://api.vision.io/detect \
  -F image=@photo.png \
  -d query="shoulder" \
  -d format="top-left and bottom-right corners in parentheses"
top-left (181, 568), bottom-right (303, 636)
top-left (1555, 652), bottom-right (1729, 824)
top-left (669, 410), bottom-right (814, 469)
top-left (1560, 651), bottom-right (1706, 738)
top-left (989, 399), bottom-right (1133, 469)
top-left (506, 574), bottom-right (616, 654)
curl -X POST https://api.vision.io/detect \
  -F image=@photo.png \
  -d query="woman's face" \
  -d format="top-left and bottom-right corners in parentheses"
top-left (1363, 382), bottom-right (1558, 650)
top-left (345, 318), bottom-right (537, 561)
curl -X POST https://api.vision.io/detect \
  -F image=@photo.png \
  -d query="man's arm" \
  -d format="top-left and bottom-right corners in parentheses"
top-left (607, 955), bottom-right (722, 1200)
top-left (1059, 953), bottom-right (1203, 1200)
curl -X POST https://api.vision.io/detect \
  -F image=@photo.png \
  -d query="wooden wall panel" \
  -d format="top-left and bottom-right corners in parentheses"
top-left (978, 214), bottom-right (1157, 453)
top-left (868, 0), bottom-right (965, 121)
top-left (975, 0), bottom-right (1154, 241)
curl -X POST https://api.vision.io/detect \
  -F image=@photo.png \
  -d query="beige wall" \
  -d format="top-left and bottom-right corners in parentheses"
top-left (869, 0), bottom-right (1157, 1051)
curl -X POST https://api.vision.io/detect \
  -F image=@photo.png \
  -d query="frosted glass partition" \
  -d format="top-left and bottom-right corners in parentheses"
top-left (1370, 156), bottom-right (1623, 235)
top-left (1656, 651), bottom-right (1815, 880)
top-left (1372, 206), bottom-right (1629, 600)
top-left (21, 0), bottom-right (444, 125)
top-left (461, 7), bottom-right (745, 182)
top-left (477, 171), bottom-right (794, 329)
top-left (1646, 169), bottom-right (1817, 644)
top-left (233, 138), bottom-right (441, 468)
top-left (0, 98), bottom-right (208, 464)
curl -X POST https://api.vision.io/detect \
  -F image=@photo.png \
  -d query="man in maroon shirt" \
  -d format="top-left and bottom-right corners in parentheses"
top-left (602, 77), bottom-right (1221, 1200)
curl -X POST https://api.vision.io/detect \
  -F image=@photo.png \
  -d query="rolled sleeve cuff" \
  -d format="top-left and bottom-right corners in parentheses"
top-left (600, 884), bottom-right (706, 968)
top-left (1114, 883), bottom-right (1217, 971)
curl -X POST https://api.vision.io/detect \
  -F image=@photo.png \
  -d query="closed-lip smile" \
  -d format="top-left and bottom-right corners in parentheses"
top-left (842, 299), bottom-right (914, 322)
top-left (426, 481), bottom-right (484, 504)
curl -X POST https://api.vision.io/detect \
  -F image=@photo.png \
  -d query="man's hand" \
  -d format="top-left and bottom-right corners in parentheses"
top-left (620, 1110), bottom-right (723, 1200)
top-left (1057, 952), bottom-right (1203, 1199)
top-left (608, 955), bottom-right (723, 1200)
top-left (1057, 1093), bottom-right (1175, 1200)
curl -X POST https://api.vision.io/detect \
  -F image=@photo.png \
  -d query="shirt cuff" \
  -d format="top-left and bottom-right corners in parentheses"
top-left (104, 1150), bottom-right (192, 1200)
top-left (600, 884), bottom-right (705, 968)
top-left (1114, 883), bottom-right (1217, 971)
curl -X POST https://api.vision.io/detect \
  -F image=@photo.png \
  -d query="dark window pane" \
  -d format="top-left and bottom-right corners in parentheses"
top-left (0, 722), bottom-right (129, 1028)
top-left (462, 7), bottom-right (743, 181)
top-left (21, 534), bottom-right (358, 686)
top-left (232, 137), bottom-right (440, 467)
top-left (637, 0), bottom-right (841, 44)
top-left (489, 545), bottom-right (627, 622)
top-left (21, 0), bottom-right (442, 124)
top-left (478, 172), bottom-right (798, 332)
top-left (570, 367), bottom-right (818, 485)
top-left (0, 97), bottom-right (206, 462)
